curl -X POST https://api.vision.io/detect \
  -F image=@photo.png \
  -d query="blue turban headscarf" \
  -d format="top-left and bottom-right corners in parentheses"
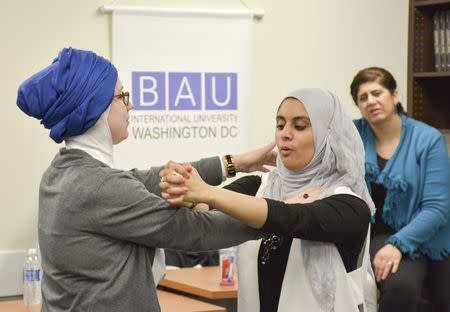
top-left (17, 47), bottom-right (118, 143)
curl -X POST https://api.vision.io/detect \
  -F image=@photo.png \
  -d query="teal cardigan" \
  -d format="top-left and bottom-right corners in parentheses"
top-left (354, 115), bottom-right (450, 260)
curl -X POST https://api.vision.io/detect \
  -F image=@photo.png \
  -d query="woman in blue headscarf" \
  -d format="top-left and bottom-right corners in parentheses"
top-left (17, 47), bottom-right (276, 312)
top-left (162, 88), bottom-right (377, 312)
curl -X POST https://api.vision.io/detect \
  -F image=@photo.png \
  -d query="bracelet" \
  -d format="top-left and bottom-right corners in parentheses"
top-left (189, 202), bottom-right (198, 209)
top-left (223, 154), bottom-right (236, 178)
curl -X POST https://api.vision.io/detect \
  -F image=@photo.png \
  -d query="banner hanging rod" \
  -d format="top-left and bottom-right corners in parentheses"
top-left (100, 5), bottom-right (264, 19)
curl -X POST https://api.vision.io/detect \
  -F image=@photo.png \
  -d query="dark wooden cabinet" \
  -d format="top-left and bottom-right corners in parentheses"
top-left (408, 0), bottom-right (450, 130)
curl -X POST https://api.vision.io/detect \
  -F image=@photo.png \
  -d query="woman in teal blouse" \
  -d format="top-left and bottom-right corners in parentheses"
top-left (350, 67), bottom-right (449, 312)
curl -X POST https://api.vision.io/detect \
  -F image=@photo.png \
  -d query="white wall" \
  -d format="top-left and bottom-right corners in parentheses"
top-left (0, 0), bottom-right (408, 267)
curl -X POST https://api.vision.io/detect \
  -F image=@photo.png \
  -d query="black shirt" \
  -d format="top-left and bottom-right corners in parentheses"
top-left (223, 175), bottom-right (371, 312)
top-left (371, 155), bottom-right (396, 235)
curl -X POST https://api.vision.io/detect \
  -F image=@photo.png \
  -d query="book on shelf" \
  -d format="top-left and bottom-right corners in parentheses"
top-left (439, 10), bottom-right (447, 71)
top-left (433, 10), bottom-right (450, 72)
top-left (446, 10), bottom-right (450, 71)
top-left (434, 11), bottom-right (441, 72)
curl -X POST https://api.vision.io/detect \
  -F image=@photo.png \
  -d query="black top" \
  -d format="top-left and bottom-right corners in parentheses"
top-left (371, 155), bottom-right (395, 235)
top-left (223, 175), bottom-right (371, 312)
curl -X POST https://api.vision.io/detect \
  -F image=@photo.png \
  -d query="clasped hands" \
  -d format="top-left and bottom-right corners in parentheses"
top-left (159, 161), bottom-right (205, 208)
top-left (159, 142), bottom-right (278, 208)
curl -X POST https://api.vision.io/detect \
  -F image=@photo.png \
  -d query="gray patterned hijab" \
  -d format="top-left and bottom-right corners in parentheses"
top-left (263, 88), bottom-right (374, 311)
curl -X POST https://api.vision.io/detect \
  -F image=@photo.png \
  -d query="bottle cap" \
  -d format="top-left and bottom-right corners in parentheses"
top-left (28, 248), bottom-right (37, 255)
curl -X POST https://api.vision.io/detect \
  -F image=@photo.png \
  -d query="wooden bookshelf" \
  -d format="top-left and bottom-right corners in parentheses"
top-left (415, 0), bottom-right (450, 8)
top-left (408, 0), bottom-right (450, 130)
top-left (413, 71), bottom-right (450, 77)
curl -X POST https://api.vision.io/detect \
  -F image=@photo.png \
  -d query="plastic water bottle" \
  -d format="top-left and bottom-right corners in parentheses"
top-left (23, 248), bottom-right (42, 305)
top-left (219, 247), bottom-right (236, 285)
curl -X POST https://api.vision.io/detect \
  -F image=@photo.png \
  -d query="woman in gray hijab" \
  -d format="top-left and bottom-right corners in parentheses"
top-left (162, 88), bottom-right (377, 312)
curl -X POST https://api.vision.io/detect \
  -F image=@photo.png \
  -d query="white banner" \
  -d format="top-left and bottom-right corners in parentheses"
top-left (111, 8), bottom-right (253, 169)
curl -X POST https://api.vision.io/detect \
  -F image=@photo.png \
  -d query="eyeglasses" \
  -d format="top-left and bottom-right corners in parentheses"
top-left (114, 91), bottom-right (130, 107)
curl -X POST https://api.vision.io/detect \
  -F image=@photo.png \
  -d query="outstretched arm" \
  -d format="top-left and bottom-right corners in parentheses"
top-left (159, 142), bottom-right (276, 206)
top-left (162, 167), bottom-right (269, 228)
top-left (161, 168), bottom-right (370, 245)
top-left (129, 142), bottom-right (276, 197)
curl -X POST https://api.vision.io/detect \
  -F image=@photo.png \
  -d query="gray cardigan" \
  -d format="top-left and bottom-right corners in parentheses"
top-left (39, 148), bottom-right (259, 312)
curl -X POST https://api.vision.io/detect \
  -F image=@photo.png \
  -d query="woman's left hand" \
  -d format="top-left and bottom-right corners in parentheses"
top-left (234, 142), bottom-right (277, 173)
top-left (373, 244), bottom-right (402, 282)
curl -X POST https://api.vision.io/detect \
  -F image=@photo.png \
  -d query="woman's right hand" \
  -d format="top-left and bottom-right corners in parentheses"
top-left (177, 167), bottom-right (211, 204)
